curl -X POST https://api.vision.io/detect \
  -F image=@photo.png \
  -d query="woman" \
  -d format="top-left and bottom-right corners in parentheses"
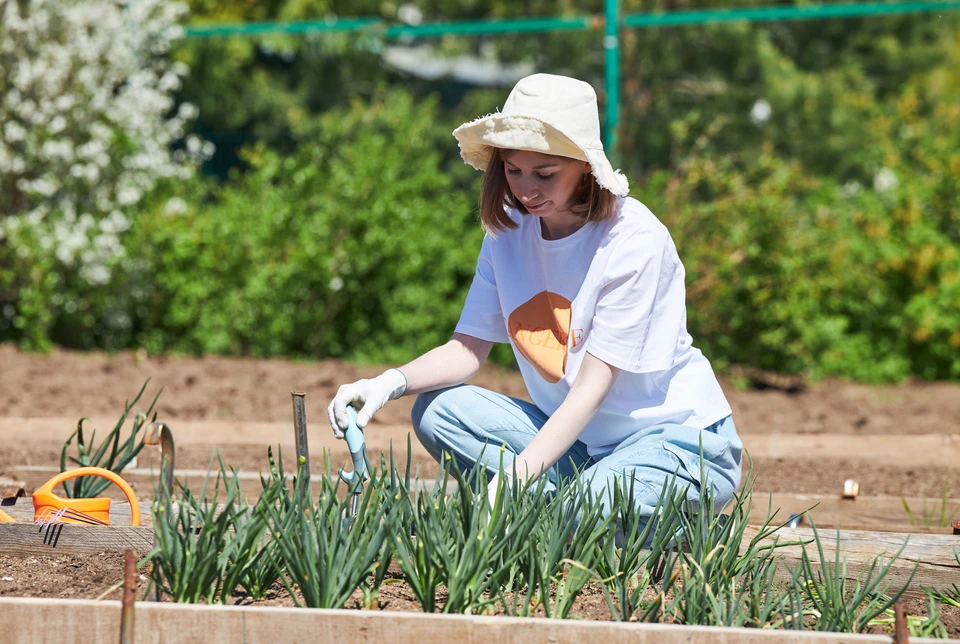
top-left (327, 73), bottom-right (741, 519)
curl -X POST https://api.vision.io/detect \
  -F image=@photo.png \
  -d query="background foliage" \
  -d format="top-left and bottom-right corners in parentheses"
top-left (1, 0), bottom-right (958, 381)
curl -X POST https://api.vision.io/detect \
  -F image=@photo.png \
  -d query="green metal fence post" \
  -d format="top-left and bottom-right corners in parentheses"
top-left (604, 0), bottom-right (620, 163)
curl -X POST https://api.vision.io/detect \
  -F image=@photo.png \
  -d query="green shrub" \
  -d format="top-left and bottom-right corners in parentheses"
top-left (4, 82), bottom-right (958, 382)
top-left (643, 88), bottom-right (960, 381)
top-left (124, 91), bottom-right (484, 362)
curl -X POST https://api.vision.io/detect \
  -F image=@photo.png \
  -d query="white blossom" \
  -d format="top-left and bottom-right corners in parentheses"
top-left (842, 180), bottom-right (863, 197)
top-left (397, 4), bottom-right (423, 25)
top-left (4, 121), bottom-right (27, 142)
top-left (80, 263), bottom-right (111, 285)
top-left (117, 186), bottom-right (142, 206)
top-left (163, 196), bottom-right (187, 216)
top-left (178, 102), bottom-right (198, 120)
top-left (185, 134), bottom-right (202, 154)
top-left (873, 167), bottom-right (899, 193)
top-left (750, 99), bottom-right (772, 125)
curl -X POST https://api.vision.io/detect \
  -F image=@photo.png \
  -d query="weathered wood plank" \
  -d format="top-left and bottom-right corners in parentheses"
top-left (750, 492), bottom-right (960, 533)
top-left (0, 523), bottom-right (154, 556)
top-left (4, 495), bottom-right (953, 539)
top-left (2, 597), bottom-right (956, 644)
top-left (2, 519), bottom-right (956, 602)
top-left (0, 500), bottom-right (154, 527)
top-left (746, 525), bottom-right (960, 598)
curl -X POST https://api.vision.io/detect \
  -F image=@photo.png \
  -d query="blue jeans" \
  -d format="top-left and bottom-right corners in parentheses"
top-left (411, 385), bottom-right (742, 521)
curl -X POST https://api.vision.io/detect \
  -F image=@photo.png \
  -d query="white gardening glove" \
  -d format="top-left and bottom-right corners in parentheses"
top-left (486, 470), bottom-right (515, 535)
top-left (487, 471), bottom-right (502, 512)
top-left (326, 368), bottom-right (407, 439)
top-left (486, 469), bottom-right (515, 512)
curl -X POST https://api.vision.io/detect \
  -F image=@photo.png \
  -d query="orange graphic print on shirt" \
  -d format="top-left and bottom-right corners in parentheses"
top-left (508, 291), bottom-right (575, 384)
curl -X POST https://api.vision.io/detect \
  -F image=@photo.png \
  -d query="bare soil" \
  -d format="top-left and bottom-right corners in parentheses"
top-left (3, 345), bottom-right (960, 435)
top-left (1, 344), bottom-right (959, 630)
top-left (2, 344), bottom-right (958, 497)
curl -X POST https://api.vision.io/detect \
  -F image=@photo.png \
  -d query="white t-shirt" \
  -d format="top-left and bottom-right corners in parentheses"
top-left (455, 197), bottom-right (732, 456)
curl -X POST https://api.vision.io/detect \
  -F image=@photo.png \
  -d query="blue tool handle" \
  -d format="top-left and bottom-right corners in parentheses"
top-left (338, 405), bottom-right (369, 487)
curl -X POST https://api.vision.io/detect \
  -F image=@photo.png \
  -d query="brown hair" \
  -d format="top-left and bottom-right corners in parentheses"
top-left (478, 148), bottom-right (619, 234)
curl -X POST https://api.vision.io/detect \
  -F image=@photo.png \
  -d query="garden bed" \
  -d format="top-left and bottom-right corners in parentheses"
top-left (2, 346), bottom-right (959, 639)
top-left (4, 449), bottom-right (959, 638)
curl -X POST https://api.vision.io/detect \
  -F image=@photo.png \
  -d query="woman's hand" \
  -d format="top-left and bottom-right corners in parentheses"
top-left (326, 368), bottom-right (407, 438)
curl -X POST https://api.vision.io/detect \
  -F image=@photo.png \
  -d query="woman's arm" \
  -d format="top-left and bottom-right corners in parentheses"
top-left (510, 352), bottom-right (620, 481)
top-left (397, 332), bottom-right (493, 397)
top-left (328, 333), bottom-right (492, 434)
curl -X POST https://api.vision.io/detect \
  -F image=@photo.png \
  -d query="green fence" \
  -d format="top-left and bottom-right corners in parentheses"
top-left (183, 1), bottom-right (960, 154)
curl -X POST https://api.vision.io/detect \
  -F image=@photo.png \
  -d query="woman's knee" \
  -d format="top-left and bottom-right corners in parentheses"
top-left (411, 389), bottom-right (443, 446)
top-left (410, 386), bottom-right (469, 446)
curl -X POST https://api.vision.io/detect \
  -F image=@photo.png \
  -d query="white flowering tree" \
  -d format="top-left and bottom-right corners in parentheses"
top-left (0, 0), bottom-right (203, 344)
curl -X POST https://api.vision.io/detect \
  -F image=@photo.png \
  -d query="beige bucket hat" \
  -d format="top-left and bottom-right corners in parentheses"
top-left (452, 73), bottom-right (629, 197)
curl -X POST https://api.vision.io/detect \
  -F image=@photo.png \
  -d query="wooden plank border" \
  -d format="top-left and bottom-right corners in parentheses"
top-left (745, 526), bottom-right (960, 598)
top-left (750, 492), bottom-right (960, 534)
top-left (2, 597), bottom-right (956, 644)
top-left (0, 523), bottom-right (154, 556)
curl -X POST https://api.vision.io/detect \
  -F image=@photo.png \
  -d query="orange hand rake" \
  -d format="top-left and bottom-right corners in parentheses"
top-left (32, 467), bottom-right (140, 527)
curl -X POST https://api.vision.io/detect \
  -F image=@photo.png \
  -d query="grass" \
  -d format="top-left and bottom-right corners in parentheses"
top-left (901, 483), bottom-right (958, 528)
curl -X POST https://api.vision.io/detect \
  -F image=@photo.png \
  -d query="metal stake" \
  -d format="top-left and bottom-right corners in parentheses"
top-left (120, 549), bottom-right (136, 644)
top-left (894, 600), bottom-right (908, 643)
top-left (291, 392), bottom-right (310, 490)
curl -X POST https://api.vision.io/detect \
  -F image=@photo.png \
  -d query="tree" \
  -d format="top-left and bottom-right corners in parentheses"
top-left (0, 0), bottom-right (202, 345)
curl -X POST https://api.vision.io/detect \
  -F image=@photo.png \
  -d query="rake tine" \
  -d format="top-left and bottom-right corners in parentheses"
top-left (34, 506), bottom-right (109, 526)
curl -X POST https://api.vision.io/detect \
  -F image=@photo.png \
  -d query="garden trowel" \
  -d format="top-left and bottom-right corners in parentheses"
top-left (339, 405), bottom-right (369, 519)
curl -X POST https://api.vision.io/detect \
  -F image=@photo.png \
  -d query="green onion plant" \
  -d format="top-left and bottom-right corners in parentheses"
top-left (393, 455), bottom-right (539, 614)
top-left (220, 448), bottom-right (289, 601)
top-left (788, 520), bottom-right (916, 632)
top-left (923, 550), bottom-right (960, 612)
top-left (595, 473), bottom-right (684, 622)
top-left (505, 470), bottom-right (614, 619)
top-left (149, 454), bottom-right (246, 603)
top-left (868, 590), bottom-right (949, 638)
top-left (666, 451), bottom-right (803, 627)
top-left (60, 379), bottom-right (161, 497)
top-left (901, 483), bottom-right (957, 528)
top-left (265, 453), bottom-right (390, 609)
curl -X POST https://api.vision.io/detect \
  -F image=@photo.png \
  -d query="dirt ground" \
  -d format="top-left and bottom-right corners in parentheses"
top-left (2, 344), bottom-right (958, 497)
top-left (1, 344), bottom-right (959, 631)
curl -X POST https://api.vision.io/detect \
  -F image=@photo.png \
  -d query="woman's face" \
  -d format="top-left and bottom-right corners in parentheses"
top-left (503, 150), bottom-right (590, 220)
